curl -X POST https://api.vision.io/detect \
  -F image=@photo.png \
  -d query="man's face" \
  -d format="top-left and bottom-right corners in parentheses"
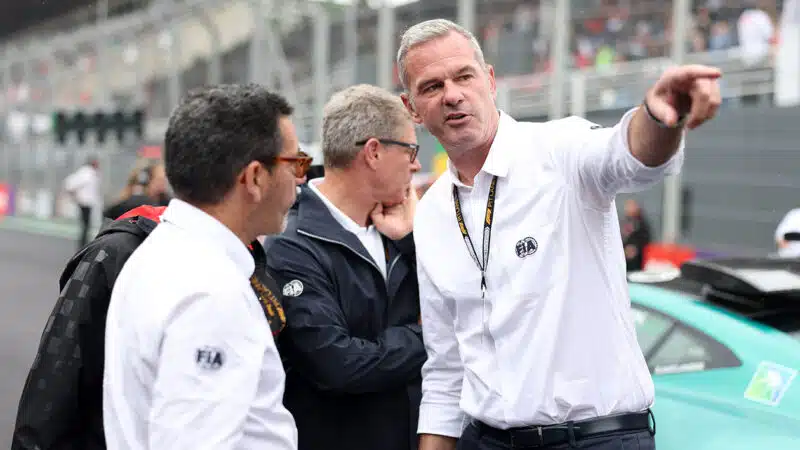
top-left (259, 116), bottom-right (302, 235)
top-left (372, 122), bottom-right (421, 207)
top-left (401, 32), bottom-right (498, 157)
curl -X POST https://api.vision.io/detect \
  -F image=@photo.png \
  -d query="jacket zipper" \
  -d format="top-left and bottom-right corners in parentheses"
top-left (297, 229), bottom-right (386, 279)
top-left (386, 254), bottom-right (402, 284)
top-left (297, 229), bottom-right (405, 322)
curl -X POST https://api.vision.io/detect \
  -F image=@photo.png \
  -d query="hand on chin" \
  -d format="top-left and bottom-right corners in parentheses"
top-left (380, 197), bottom-right (404, 209)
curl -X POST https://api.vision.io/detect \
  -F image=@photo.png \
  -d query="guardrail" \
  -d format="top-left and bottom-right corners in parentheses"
top-left (284, 47), bottom-right (777, 143)
top-left (497, 48), bottom-right (775, 118)
top-left (144, 47), bottom-right (777, 145)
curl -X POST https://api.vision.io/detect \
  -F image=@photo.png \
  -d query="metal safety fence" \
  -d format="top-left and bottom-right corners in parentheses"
top-left (0, 0), bottom-right (790, 245)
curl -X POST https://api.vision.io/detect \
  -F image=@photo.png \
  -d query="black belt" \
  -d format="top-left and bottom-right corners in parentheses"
top-left (472, 410), bottom-right (654, 448)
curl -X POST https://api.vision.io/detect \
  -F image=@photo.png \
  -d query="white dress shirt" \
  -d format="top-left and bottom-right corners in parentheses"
top-left (63, 165), bottom-right (100, 208)
top-left (414, 109), bottom-right (684, 436)
top-left (737, 8), bottom-right (775, 66)
top-left (308, 178), bottom-right (387, 278)
top-left (103, 199), bottom-right (297, 449)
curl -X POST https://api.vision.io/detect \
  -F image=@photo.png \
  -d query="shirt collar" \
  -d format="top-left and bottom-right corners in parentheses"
top-left (446, 110), bottom-right (515, 188)
top-left (308, 178), bottom-right (375, 235)
top-left (160, 198), bottom-right (255, 278)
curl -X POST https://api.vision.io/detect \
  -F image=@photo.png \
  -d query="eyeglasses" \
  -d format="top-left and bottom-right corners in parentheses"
top-left (274, 150), bottom-right (314, 178)
top-left (355, 138), bottom-right (419, 163)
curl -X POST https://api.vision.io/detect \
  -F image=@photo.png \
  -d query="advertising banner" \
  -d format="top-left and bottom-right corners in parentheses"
top-left (0, 183), bottom-right (13, 217)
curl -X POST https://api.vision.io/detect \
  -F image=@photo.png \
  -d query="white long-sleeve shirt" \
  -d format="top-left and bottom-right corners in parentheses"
top-left (414, 108), bottom-right (684, 436)
top-left (63, 165), bottom-right (100, 208)
top-left (103, 198), bottom-right (297, 449)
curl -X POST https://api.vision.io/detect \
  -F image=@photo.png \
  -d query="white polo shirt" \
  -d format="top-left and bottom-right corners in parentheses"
top-left (103, 198), bottom-right (297, 449)
top-left (414, 109), bottom-right (684, 436)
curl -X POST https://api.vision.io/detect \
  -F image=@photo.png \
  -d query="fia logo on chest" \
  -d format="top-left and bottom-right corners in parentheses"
top-left (515, 237), bottom-right (538, 258)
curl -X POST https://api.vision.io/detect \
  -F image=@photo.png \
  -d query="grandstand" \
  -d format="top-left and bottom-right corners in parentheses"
top-left (2, 0), bottom-right (783, 142)
top-left (0, 0), bottom-right (795, 254)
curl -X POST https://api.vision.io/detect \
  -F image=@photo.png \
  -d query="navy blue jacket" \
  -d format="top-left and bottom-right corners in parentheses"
top-left (263, 185), bottom-right (426, 450)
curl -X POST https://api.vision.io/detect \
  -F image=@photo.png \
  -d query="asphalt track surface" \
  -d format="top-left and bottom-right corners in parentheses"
top-left (0, 228), bottom-right (78, 448)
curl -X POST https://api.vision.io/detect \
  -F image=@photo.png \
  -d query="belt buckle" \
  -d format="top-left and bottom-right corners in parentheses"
top-left (510, 426), bottom-right (544, 448)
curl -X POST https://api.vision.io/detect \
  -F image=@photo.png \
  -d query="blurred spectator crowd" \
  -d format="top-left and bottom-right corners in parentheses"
top-left (273, 0), bottom-right (784, 92)
top-left (4, 0), bottom-right (785, 122)
top-left (478, 0), bottom-right (782, 74)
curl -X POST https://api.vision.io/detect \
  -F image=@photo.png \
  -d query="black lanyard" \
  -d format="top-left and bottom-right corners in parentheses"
top-left (452, 176), bottom-right (497, 299)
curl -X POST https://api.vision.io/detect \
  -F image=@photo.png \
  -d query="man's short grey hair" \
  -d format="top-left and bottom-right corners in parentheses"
top-left (322, 84), bottom-right (412, 169)
top-left (397, 18), bottom-right (487, 91)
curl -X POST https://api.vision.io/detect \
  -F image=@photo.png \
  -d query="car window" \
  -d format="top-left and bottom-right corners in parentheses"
top-left (631, 304), bottom-right (741, 375)
top-left (631, 305), bottom-right (674, 355)
top-left (649, 325), bottom-right (741, 374)
top-left (649, 327), bottom-right (713, 374)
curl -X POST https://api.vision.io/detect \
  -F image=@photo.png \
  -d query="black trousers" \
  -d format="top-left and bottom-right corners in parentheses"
top-left (456, 422), bottom-right (655, 450)
top-left (78, 205), bottom-right (92, 249)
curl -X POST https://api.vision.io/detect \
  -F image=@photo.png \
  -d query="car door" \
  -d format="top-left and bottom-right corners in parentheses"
top-left (629, 303), bottom-right (774, 450)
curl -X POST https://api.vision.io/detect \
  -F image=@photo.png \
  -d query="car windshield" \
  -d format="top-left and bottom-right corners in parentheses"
top-left (632, 273), bottom-right (800, 343)
top-left (766, 318), bottom-right (800, 342)
top-left (738, 310), bottom-right (800, 342)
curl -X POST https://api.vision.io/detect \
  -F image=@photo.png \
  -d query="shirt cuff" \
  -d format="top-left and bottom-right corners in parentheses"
top-left (619, 106), bottom-right (686, 176)
top-left (609, 107), bottom-right (686, 196)
top-left (417, 402), bottom-right (466, 438)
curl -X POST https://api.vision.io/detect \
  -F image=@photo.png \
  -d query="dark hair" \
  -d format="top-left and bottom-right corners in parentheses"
top-left (164, 83), bottom-right (293, 205)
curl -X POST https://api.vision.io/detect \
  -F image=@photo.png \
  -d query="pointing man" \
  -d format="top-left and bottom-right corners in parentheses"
top-left (397, 19), bottom-right (721, 450)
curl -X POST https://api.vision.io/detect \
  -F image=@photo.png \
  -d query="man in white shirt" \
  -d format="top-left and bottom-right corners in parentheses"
top-left (104, 84), bottom-right (310, 449)
top-left (737, 4), bottom-right (776, 67)
top-left (263, 84), bottom-right (426, 450)
top-left (63, 156), bottom-right (100, 249)
top-left (396, 19), bottom-right (722, 450)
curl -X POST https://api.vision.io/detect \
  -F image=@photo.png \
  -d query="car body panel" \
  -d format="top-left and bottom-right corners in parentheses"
top-left (628, 283), bottom-right (800, 448)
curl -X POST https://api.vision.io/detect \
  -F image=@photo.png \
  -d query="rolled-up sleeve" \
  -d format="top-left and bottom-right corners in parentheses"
top-left (416, 255), bottom-right (465, 438)
top-left (555, 108), bottom-right (685, 208)
top-left (149, 288), bottom-right (265, 449)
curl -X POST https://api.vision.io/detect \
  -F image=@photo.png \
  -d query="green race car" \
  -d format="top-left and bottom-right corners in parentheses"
top-left (628, 258), bottom-right (800, 449)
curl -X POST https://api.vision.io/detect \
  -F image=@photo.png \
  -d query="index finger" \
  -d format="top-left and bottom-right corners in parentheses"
top-left (670, 65), bottom-right (722, 83)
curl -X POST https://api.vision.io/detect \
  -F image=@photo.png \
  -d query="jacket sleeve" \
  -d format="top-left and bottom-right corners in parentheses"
top-left (12, 244), bottom-right (116, 450)
top-left (393, 232), bottom-right (416, 263)
top-left (264, 236), bottom-right (427, 395)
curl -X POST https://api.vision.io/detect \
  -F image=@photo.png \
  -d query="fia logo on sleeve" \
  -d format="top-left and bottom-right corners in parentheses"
top-left (196, 346), bottom-right (225, 370)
